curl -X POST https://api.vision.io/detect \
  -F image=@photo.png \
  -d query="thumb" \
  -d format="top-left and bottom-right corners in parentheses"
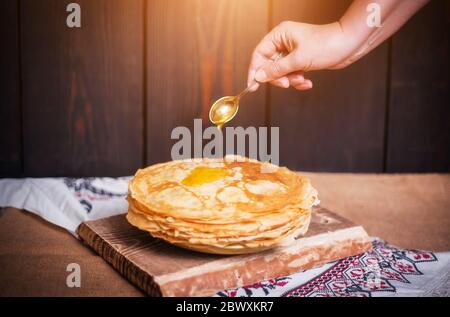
top-left (254, 53), bottom-right (298, 83)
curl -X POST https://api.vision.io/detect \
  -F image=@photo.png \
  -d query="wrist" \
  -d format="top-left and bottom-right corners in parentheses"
top-left (324, 21), bottom-right (359, 69)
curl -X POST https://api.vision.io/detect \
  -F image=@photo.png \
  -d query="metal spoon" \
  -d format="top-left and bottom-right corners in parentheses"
top-left (209, 52), bottom-right (285, 129)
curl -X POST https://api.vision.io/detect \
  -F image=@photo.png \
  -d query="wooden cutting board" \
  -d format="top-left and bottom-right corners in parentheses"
top-left (77, 206), bottom-right (371, 296)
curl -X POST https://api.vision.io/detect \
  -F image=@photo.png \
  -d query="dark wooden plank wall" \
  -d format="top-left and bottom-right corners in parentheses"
top-left (20, 0), bottom-right (143, 177)
top-left (0, 0), bottom-right (448, 177)
top-left (386, 0), bottom-right (450, 172)
top-left (146, 0), bottom-right (268, 164)
top-left (0, 0), bottom-right (21, 176)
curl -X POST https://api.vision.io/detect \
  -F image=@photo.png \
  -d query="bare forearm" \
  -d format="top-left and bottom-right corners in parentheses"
top-left (247, 0), bottom-right (429, 90)
top-left (334, 0), bottom-right (429, 68)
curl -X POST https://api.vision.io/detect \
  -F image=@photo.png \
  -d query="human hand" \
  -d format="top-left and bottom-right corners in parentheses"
top-left (247, 21), bottom-right (351, 91)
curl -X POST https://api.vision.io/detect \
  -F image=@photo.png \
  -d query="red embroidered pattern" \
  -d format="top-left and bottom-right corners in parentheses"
top-left (218, 240), bottom-right (437, 297)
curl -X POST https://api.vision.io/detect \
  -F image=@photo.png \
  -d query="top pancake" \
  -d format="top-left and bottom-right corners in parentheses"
top-left (128, 155), bottom-right (317, 222)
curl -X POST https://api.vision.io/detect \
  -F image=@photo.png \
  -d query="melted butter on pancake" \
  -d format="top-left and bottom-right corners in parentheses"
top-left (181, 166), bottom-right (228, 186)
top-left (245, 180), bottom-right (283, 195)
top-left (217, 186), bottom-right (250, 203)
top-left (152, 187), bottom-right (202, 208)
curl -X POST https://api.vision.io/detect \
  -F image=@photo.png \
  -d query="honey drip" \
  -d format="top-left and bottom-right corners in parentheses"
top-left (181, 166), bottom-right (228, 186)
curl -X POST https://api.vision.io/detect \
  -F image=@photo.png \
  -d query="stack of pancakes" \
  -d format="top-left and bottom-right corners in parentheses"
top-left (127, 156), bottom-right (318, 254)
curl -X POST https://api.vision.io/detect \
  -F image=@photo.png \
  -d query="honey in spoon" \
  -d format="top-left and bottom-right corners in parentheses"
top-left (209, 52), bottom-right (285, 129)
top-left (209, 96), bottom-right (239, 130)
top-left (209, 83), bottom-right (256, 129)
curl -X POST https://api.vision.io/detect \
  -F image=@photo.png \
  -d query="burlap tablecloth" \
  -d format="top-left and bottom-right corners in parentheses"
top-left (1, 173), bottom-right (449, 296)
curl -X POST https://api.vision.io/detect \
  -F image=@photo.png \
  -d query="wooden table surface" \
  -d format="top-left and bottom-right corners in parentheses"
top-left (1, 173), bottom-right (449, 296)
